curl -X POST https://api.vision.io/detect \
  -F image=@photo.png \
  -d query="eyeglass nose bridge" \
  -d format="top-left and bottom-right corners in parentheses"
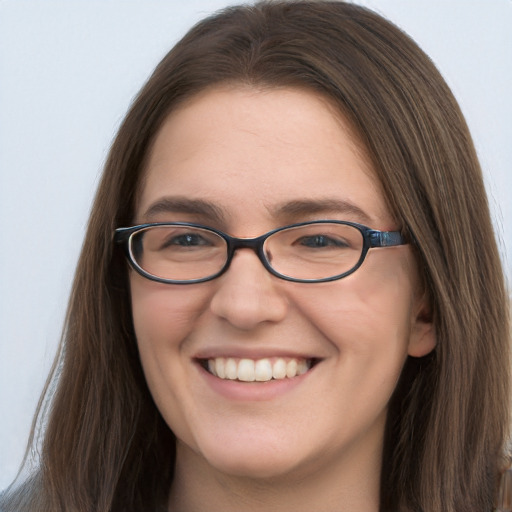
top-left (223, 233), bottom-right (275, 276)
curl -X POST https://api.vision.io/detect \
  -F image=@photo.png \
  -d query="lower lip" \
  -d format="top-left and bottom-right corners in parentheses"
top-left (196, 363), bottom-right (314, 401)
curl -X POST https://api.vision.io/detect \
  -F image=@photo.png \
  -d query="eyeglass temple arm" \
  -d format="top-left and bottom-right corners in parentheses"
top-left (368, 230), bottom-right (405, 248)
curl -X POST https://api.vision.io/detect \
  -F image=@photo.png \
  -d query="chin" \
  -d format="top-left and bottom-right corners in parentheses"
top-left (204, 450), bottom-right (303, 480)
top-left (186, 428), bottom-right (310, 480)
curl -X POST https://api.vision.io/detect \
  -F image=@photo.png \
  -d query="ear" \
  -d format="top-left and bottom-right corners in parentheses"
top-left (407, 293), bottom-right (436, 358)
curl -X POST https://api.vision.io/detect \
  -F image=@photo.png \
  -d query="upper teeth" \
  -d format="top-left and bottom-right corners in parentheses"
top-left (206, 357), bottom-right (310, 382)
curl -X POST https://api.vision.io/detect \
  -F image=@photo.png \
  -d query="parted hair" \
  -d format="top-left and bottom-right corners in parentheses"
top-left (2, 2), bottom-right (510, 511)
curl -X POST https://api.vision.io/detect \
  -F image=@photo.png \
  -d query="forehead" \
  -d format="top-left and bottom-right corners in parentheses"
top-left (137, 86), bottom-right (392, 229)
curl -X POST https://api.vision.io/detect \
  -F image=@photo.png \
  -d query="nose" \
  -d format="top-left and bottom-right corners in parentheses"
top-left (209, 248), bottom-right (289, 330)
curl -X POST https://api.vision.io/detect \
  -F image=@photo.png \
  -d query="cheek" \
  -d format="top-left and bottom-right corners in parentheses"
top-left (130, 275), bottom-right (209, 350)
top-left (293, 250), bottom-right (416, 364)
top-left (129, 276), bottom-right (213, 440)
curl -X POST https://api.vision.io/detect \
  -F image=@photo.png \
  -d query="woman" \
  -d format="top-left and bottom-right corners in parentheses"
top-left (2, 1), bottom-right (510, 511)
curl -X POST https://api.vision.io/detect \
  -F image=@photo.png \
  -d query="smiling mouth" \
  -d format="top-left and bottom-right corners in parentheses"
top-left (199, 357), bottom-right (319, 382)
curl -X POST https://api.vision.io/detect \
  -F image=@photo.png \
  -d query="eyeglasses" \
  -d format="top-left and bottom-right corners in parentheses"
top-left (114, 220), bottom-right (406, 284)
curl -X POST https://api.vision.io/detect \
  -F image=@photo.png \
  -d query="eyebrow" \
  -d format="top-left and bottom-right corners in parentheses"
top-left (271, 198), bottom-right (373, 224)
top-left (141, 197), bottom-right (227, 224)
top-left (141, 196), bottom-right (373, 226)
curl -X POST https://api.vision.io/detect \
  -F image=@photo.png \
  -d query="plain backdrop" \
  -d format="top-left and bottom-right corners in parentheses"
top-left (1, 0), bottom-right (511, 489)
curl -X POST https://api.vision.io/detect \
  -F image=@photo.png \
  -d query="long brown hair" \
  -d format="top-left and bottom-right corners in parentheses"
top-left (3, 2), bottom-right (510, 511)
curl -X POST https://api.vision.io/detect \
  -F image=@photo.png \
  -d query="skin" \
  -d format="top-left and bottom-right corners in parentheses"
top-left (129, 86), bottom-right (436, 512)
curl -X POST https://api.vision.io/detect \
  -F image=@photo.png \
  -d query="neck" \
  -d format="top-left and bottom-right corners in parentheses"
top-left (168, 438), bottom-right (382, 512)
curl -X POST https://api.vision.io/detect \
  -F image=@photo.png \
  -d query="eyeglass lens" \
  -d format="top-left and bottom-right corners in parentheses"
top-left (129, 223), bottom-right (364, 282)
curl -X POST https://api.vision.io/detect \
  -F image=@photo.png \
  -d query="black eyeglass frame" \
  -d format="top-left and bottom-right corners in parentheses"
top-left (114, 220), bottom-right (406, 284)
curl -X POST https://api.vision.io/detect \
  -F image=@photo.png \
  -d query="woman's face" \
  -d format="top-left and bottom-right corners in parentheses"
top-left (130, 86), bottom-right (435, 482)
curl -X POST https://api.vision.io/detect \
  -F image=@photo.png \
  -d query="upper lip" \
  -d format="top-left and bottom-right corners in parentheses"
top-left (193, 347), bottom-right (323, 361)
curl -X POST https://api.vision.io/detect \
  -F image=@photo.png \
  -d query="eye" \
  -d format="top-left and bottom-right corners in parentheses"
top-left (297, 234), bottom-right (349, 249)
top-left (157, 231), bottom-right (217, 252)
top-left (163, 232), bottom-right (211, 247)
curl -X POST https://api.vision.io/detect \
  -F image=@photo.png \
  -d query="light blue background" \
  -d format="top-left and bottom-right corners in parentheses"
top-left (1, 0), bottom-right (511, 489)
